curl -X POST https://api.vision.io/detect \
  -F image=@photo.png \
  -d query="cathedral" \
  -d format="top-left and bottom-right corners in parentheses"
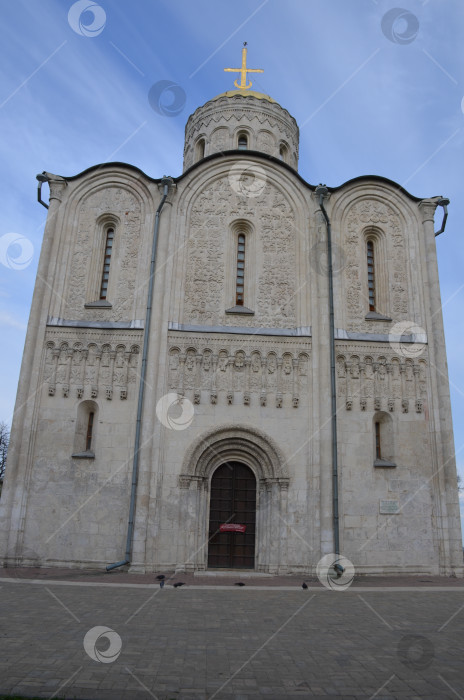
top-left (1, 49), bottom-right (462, 577)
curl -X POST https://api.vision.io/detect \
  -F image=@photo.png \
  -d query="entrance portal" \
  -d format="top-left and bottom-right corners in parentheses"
top-left (208, 462), bottom-right (256, 569)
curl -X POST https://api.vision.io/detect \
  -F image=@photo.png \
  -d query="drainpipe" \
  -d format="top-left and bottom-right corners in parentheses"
top-left (434, 197), bottom-right (449, 237)
top-left (315, 184), bottom-right (340, 556)
top-left (107, 176), bottom-right (173, 572)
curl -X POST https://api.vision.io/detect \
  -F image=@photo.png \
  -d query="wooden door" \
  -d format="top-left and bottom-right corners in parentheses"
top-left (208, 462), bottom-right (256, 569)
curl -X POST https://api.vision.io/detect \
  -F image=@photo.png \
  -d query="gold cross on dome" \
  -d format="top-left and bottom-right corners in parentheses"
top-left (224, 43), bottom-right (263, 90)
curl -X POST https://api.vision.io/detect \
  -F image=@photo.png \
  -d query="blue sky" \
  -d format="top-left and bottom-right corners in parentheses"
top-left (1, 0), bottom-right (463, 538)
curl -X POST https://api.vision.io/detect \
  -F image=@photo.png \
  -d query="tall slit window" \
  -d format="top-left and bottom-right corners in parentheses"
top-left (236, 234), bottom-right (246, 305)
top-left (100, 227), bottom-right (114, 300)
top-left (195, 138), bottom-right (205, 161)
top-left (375, 421), bottom-right (381, 460)
top-left (238, 133), bottom-right (248, 150)
top-left (86, 412), bottom-right (95, 451)
top-left (367, 240), bottom-right (376, 311)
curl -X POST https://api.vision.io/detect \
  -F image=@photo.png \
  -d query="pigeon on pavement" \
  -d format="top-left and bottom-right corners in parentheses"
top-left (173, 582), bottom-right (185, 588)
top-left (302, 582), bottom-right (308, 589)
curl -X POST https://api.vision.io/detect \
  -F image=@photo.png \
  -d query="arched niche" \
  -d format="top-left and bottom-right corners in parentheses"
top-left (177, 424), bottom-right (289, 574)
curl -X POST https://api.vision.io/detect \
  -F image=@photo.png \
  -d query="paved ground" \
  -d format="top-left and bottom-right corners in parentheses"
top-left (0, 571), bottom-right (463, 699)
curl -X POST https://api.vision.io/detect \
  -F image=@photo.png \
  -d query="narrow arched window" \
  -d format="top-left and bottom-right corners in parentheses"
top-left (195, 138), bottom-right (205, 161)
top-left (236, 234), bottom-right (246, 305)
top-left (279, 143), bottom-right (288, 162)
top-left (99, 227), bottom-right (114, 300)
top-left (238, 133), bottom-right (248, 150)
top-left (86, 412), bottom-right (95, 451)
top-left (373, 412), bottom-right (396, 468)
top-left (375, 421), bottom-right (381, 459)
top-left (367, 240), bottom-right (376, 311)
top-left (72, 400), bottom-right (98, 458)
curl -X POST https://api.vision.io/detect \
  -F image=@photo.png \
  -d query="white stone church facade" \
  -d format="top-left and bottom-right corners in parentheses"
top-left (1, 79), bottom-right (462, 576)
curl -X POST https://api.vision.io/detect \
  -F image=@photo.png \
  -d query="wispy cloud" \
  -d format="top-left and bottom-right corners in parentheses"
top-left (0, 311), bottom-right (27, 332)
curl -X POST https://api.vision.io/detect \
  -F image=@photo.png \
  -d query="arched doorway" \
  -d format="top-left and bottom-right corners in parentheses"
top-left (208, 462), bottom-right (256, 569)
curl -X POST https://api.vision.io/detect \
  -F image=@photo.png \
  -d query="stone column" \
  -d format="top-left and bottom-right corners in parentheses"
top-left (278, 480), bottom-right (289, 573)
top-left (258, 479), bottom-right (271, 571)
top-left (0, 175), bottom-right (67, 560)
top-left (176, 476), bottom-right (191, 571)
top-left (418, 199), bottom-right (462, 574)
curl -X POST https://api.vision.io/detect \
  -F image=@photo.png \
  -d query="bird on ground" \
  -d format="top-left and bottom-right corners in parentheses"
top-left (234, 582), bottom-right (246, 586)
top-left (302, 582), bottom-right (308, 589)
top-left (173, 582), bottom-right (185, 588)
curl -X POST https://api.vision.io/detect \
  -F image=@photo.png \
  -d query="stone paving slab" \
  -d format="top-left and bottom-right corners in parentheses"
top-left (0, 580), bottom-right (463, 699)
top-left (1, 565), bottom-right (463, 588)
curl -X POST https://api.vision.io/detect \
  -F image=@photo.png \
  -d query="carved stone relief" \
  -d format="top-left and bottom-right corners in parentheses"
top-left (336, 343), bottom-right (428, 413)
top-left (183, 175), bottom-right (297, 329)
top-left (167, 333), bottom-right (310, 408)
top-left (43, 329), bottom-right (141, 401)
top-left (343, 199), bottom-right (409, 332)
top-left (65, 187), bottom-right (142, 322)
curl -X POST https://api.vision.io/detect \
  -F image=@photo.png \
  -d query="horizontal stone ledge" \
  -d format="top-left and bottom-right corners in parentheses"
top-left (168, 322), bottom-right (312, 337)
top-left (47, 316), bottom-right (144, 330)
top-left (336, 328), bottom-right (428, 344)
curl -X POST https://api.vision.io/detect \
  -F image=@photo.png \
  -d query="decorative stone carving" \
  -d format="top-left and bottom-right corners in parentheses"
top-left (343, 198), bottom-right (409, 332)
top-left (65, 186), bottom-right (143, 323)
top-left (43, 331), bottom-right (141, 401)
top-left (166, 333), bottom-right (311, 408)
top-left (183, 175), bottom-right (297, 329)
top-left (416, 399), bottom-right (423, 413)
top-left (183, 93), bottom-right (299, 171)
top-left (402, 399), bottom-right (409, 413)
top-left (336, 344), bottom-right (428, 413)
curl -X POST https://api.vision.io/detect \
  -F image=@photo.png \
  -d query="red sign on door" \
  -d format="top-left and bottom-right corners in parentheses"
top-left (219, 523), bottom-right (246, 533)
